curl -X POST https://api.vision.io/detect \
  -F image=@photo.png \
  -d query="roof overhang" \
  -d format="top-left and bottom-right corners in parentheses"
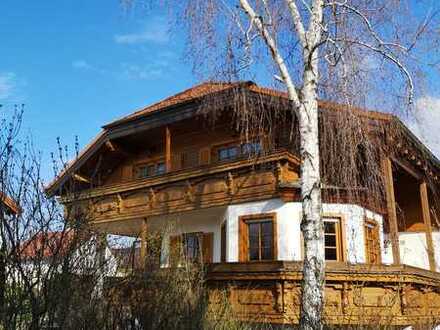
top-left (45, 82), bottom-right (440, 197)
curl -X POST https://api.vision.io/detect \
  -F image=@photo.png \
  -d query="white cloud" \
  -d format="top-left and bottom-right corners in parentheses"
top-left (120, 63), bottom-right (163, 80)
top-left (406, 96), bottom-right (440, 158)
top-left (0, 72), bottom-right (16, 100)
top-left (114, 17), bottom-right (169, 45)
top-left (72, 60), bottom-right (92, 70)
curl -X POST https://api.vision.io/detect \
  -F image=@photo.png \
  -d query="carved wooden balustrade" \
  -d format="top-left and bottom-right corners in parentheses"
top-left (62, 150), bottom-right (301, 225)
top-left (207, 261), bottom-right (440, 326)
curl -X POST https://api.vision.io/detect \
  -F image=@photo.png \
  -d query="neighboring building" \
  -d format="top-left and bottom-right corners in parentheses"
top-left (18, 230), bottom-right (118, 280)
top-left (46, 82), bottom-right (440, 326)
top-left (0, 192), bottom-right (20, 217)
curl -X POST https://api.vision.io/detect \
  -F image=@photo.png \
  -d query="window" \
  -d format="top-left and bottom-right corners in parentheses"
top-left (216, 140), bottom-right (262, 162)
top-left (239, 213), bottom-right (277, 262)
top-left (364, 219), bottom-right (381, 264)
top-left (218, 146), bottom-right (239, 161)
top-left (241, 141), bottom-right (262, 156)
top-left (324, 217), bottom-right (344, 261)
top-left (169, 232), bottom-right (213, 265)
top-left (183, 233), bottom-right (201, 262)
top-left (136, 160), bottom-right (165, 179)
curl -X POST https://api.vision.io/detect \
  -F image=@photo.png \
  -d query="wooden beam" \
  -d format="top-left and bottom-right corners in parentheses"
top-left (140, 218), bottom-right (148, 269)
top-left (105, 140), bottom-right (131, 157)
top-left (420, 182), bottom-right (436, 272)
top-left (165, 126), bottom-right (171, 172)
top-left (382, 158), bottom-right (401, 265)
top-left (105, 140), bottom-right (117, 152)
top-left (73, 173), bottom-right (91, 184)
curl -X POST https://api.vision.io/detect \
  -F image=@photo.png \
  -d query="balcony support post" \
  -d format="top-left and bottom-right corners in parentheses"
top-left (420, 182), bottom-right (436, 271)
top-left (382, 158), bottom-right (401, 265)
top-left (165, 126), bottom-right (171, 173)
top-left (140, 218), bottom-right (148, 269)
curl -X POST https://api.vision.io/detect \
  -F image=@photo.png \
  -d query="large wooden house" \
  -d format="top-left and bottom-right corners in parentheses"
top-left (46, 82), bottom-right (440, 326)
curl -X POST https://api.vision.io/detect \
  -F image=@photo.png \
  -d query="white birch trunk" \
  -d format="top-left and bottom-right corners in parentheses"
top-left (237, 1), bottom-right (325, 328)
top-left (298, 2), bottom-right (325, 329)
top-left (298, 78), bottom-right (324, 330)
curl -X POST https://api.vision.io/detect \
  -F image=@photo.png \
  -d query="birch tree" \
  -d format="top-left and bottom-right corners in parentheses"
top-left (125, 1), bottom-right (439, 328)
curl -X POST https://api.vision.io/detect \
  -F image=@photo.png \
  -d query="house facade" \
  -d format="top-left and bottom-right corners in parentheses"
top-left (46, 82), bottom-right (440, 326)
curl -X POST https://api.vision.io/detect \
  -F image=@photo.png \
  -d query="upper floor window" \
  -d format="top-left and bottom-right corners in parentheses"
top-left (217, 140), bottom-right (262, 162)
top-left (136, 161), bottom-right (165, 179)
top-left (364, 219), bottom-right (381, 264)
top-left (241, 141), bottom-right (262, 156)
top-left (324, 217), bottom-right (344, 261)
top-left (239, 213), bottom-right (277, 262)
top-left (218, 145), bottom-right (239, 161)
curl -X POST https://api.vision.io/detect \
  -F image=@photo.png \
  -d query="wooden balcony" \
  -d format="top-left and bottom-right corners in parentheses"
top-left (63, 150), bottom-right (301, 224)
top-left (207, 261), bottom-right (440, 326)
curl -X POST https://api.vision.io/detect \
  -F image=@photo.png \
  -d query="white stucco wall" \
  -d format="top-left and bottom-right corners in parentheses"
top-left (225, 198), bottom-right (385, 264)
top-left (398, 232), bottom-right (430, 270)
top-left (433, 232), bottom-right (440, 272)
top-left (226, 199), bottom-right (302, 262)
top-left (154, 198), bottom-right (390, 266)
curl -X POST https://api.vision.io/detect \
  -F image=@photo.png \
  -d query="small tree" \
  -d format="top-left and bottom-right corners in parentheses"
top-left (0, 107), bottom-right (115, 329)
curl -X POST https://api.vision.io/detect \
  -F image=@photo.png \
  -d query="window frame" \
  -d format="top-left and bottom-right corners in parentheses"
top-left (322, 214), bottom-right (346, 263)
top-left (135, 158), bottom-right (166, 179)
top-left (213, 138), bottom-right (263, 163)
top-left (364, 218), bottom-right (381, 265)
top-left (238, 213), bottom-right (277, 262)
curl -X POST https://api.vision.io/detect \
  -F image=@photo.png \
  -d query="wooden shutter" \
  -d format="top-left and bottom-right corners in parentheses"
top-left (121, 165), bottom-right (133, 181)
top-left (199, 147), bottom-right (211, 166)
top-left (202, 232), bottom-right (213, 264)
top-left (169, 235), bottom-right (181, 266)
top-left (171, 153), bottom-right (182, 171)
top-left (220, 223), bottom-right (226, 262)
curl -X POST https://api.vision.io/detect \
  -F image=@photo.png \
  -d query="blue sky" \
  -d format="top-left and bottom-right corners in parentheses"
top-left (0, 0), bottom-right (195, 181)
top-left (1, 1), bottom-right (439, 183)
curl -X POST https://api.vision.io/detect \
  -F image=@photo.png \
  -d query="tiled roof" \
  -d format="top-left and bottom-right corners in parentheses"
top-left (19, 231), bottom-right (74, 259)
top-left (105, 81), bottom-right (247, 128)
top-left (104, 81), bottom-right (393, 128)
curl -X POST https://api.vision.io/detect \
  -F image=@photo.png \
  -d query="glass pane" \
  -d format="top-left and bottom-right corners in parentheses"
top-left (147, 165), bottom-right (155, 176)
top-left (228, 147), bottom-right (238, 159)
top-left (137, 166), bottom-right (148, 178)
top-left (218, 148), bottom-right (228, 161)
top-left (184, 234), bottom-right (200, 261)
top-left (156, 162), bottom-right (166, 174)
top-left (325, 247), bottom-right (337, 261)
top-left (261, 221), bottom-right (273, 260)
top-left (242, 142), bottom-right (262, 155)
top-left (261, 247), bottom-right (273, 260)
top-left (248, 223), bottom-right (260, 260)
top-left (249, 246), bottom-right (259, 261)
top-left (324, 221), bottom-right (336, 234)
top-left (260, 221), bottom-right (273, 248)
top-left (325, 234), bottom-right (337, 247)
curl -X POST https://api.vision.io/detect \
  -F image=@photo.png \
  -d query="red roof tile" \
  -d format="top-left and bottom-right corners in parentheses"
top-left (19, 231), bottom-right (74, 259)
top-left (105, 81), bottom-right (246, 128)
